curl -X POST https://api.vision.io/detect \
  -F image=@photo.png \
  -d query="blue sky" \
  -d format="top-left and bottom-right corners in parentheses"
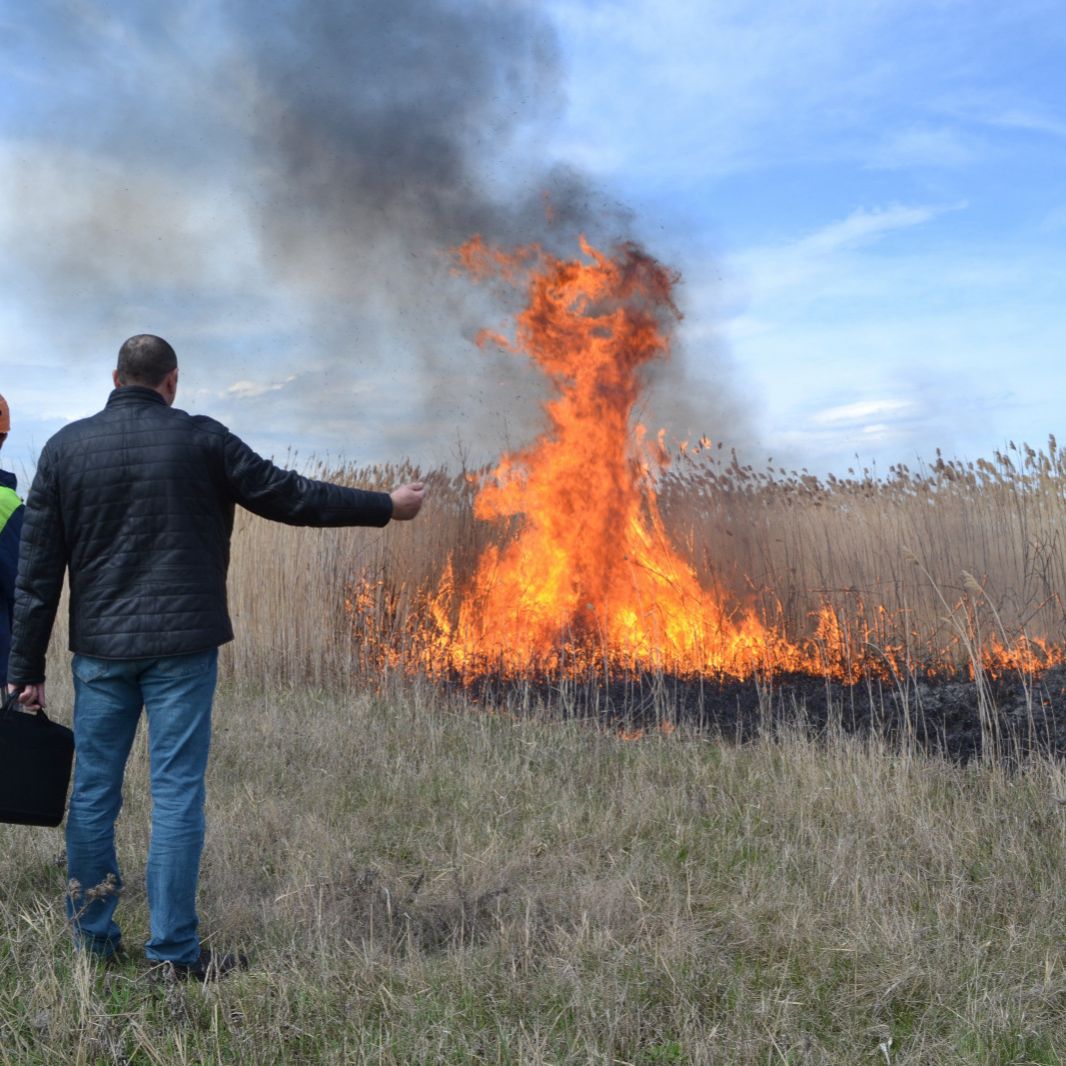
top-left (546, 0), bottom-right (1066, 471)
top-left (2, 0), bottom-right (1065, 481)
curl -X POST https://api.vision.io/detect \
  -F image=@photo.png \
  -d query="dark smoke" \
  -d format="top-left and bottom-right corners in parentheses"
top-left (233, 1), bottom-right (632, 284)
top-left (224, 0), bottom-right (642, 461)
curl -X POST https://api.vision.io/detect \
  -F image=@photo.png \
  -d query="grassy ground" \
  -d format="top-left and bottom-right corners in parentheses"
top-left (5, 677), bottom-right (1066, 1064)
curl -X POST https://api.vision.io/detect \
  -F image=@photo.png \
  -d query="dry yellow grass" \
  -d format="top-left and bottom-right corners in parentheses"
top-left (6, 682), bottom-right (1066, 1063)
top-left (660, 439), bottom-right (1066, 665)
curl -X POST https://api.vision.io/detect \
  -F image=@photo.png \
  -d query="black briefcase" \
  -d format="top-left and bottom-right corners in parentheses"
top-left (0, 690), bottom-right (75, 827)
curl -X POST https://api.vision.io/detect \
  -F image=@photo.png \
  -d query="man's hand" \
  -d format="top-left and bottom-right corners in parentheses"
top-left (390, 481), bottom-right (426, 521)
top-left (7, 683), bottom-right (46, 710)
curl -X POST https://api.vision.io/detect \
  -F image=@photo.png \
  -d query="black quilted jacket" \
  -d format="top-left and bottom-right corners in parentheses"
top-left (8, 386), bottom-right (393, 683)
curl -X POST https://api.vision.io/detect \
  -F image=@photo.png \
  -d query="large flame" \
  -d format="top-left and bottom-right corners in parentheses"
top-left (424, 235), bottom-right (804, 677)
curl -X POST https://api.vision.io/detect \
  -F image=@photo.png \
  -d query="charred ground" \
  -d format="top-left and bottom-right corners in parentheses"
top-left (453, 666), bottom-right (1066, 764)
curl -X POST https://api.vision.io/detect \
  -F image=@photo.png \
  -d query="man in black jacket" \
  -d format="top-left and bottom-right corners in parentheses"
top-left (7, 334), bottom-right (424, 979)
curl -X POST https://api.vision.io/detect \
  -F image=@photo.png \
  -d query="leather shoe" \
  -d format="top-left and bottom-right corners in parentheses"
top-left (156, 948), bottom-right (248, 982)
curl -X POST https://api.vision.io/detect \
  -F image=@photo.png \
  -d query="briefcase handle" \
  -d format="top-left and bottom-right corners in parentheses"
top-left (0, 688), bottom-right (54, 726)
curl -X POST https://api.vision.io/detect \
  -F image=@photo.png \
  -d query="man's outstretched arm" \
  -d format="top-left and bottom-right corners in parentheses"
top-left (221, 431), bottom-right (424, 527)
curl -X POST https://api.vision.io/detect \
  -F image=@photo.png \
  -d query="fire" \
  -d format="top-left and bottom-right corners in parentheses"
top-left (423, 235), bottom-right (806, 678)
top-left (347, 236), bottom-right (1066, 683)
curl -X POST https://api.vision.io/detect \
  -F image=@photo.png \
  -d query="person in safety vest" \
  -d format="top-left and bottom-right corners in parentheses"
top-left (0, 393), bottom-right (25, 687)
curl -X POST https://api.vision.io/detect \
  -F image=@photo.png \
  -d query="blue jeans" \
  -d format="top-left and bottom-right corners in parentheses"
top-left (66, 648), bottom-right (218, 963)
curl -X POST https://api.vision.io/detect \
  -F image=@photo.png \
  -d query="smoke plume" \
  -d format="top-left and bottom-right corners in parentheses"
top-left (4, 1), bottom-right (753, 465)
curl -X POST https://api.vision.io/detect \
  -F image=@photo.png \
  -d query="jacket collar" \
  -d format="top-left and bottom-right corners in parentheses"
top-left (106, 385), bottom-right (168, 408)
top-left (0, 468), bottom-right (15, 492)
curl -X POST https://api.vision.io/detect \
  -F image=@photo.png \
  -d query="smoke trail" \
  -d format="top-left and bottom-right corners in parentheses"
top-left (231, 1), bottom-right (630, 284)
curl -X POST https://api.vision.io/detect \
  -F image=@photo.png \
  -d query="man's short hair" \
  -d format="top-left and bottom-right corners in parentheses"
top-left (116, 335), bottom-right (177, 387)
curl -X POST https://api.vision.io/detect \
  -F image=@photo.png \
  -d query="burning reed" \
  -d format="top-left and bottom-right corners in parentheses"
top-left (229, 236), bottom-right (1066, 696)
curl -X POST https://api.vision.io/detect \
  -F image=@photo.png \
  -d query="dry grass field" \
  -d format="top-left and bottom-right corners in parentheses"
top-left (5, 443), bottom-right (1066, 1063)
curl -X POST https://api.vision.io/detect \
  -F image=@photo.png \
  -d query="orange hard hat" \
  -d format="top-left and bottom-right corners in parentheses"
top-left (0, 393), bottom-right (8, 433)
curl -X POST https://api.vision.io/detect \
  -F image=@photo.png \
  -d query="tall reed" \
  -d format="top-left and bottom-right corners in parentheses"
top-left (212, 438), bottom-right (1066, 686)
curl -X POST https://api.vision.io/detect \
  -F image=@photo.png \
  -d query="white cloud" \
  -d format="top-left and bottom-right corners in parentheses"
top-left (982, 108), bottom-right (1066, 139)
top-left (720, 202), bottom-right (959, 310)
top-left (811, 399), bottom-right (915, 426)
top-left (794, 204), bottom-right (952, 255)
top-left (865, 126), bottom-right (979, 170)
top-left (224, 377), bottom-right (296, 400)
